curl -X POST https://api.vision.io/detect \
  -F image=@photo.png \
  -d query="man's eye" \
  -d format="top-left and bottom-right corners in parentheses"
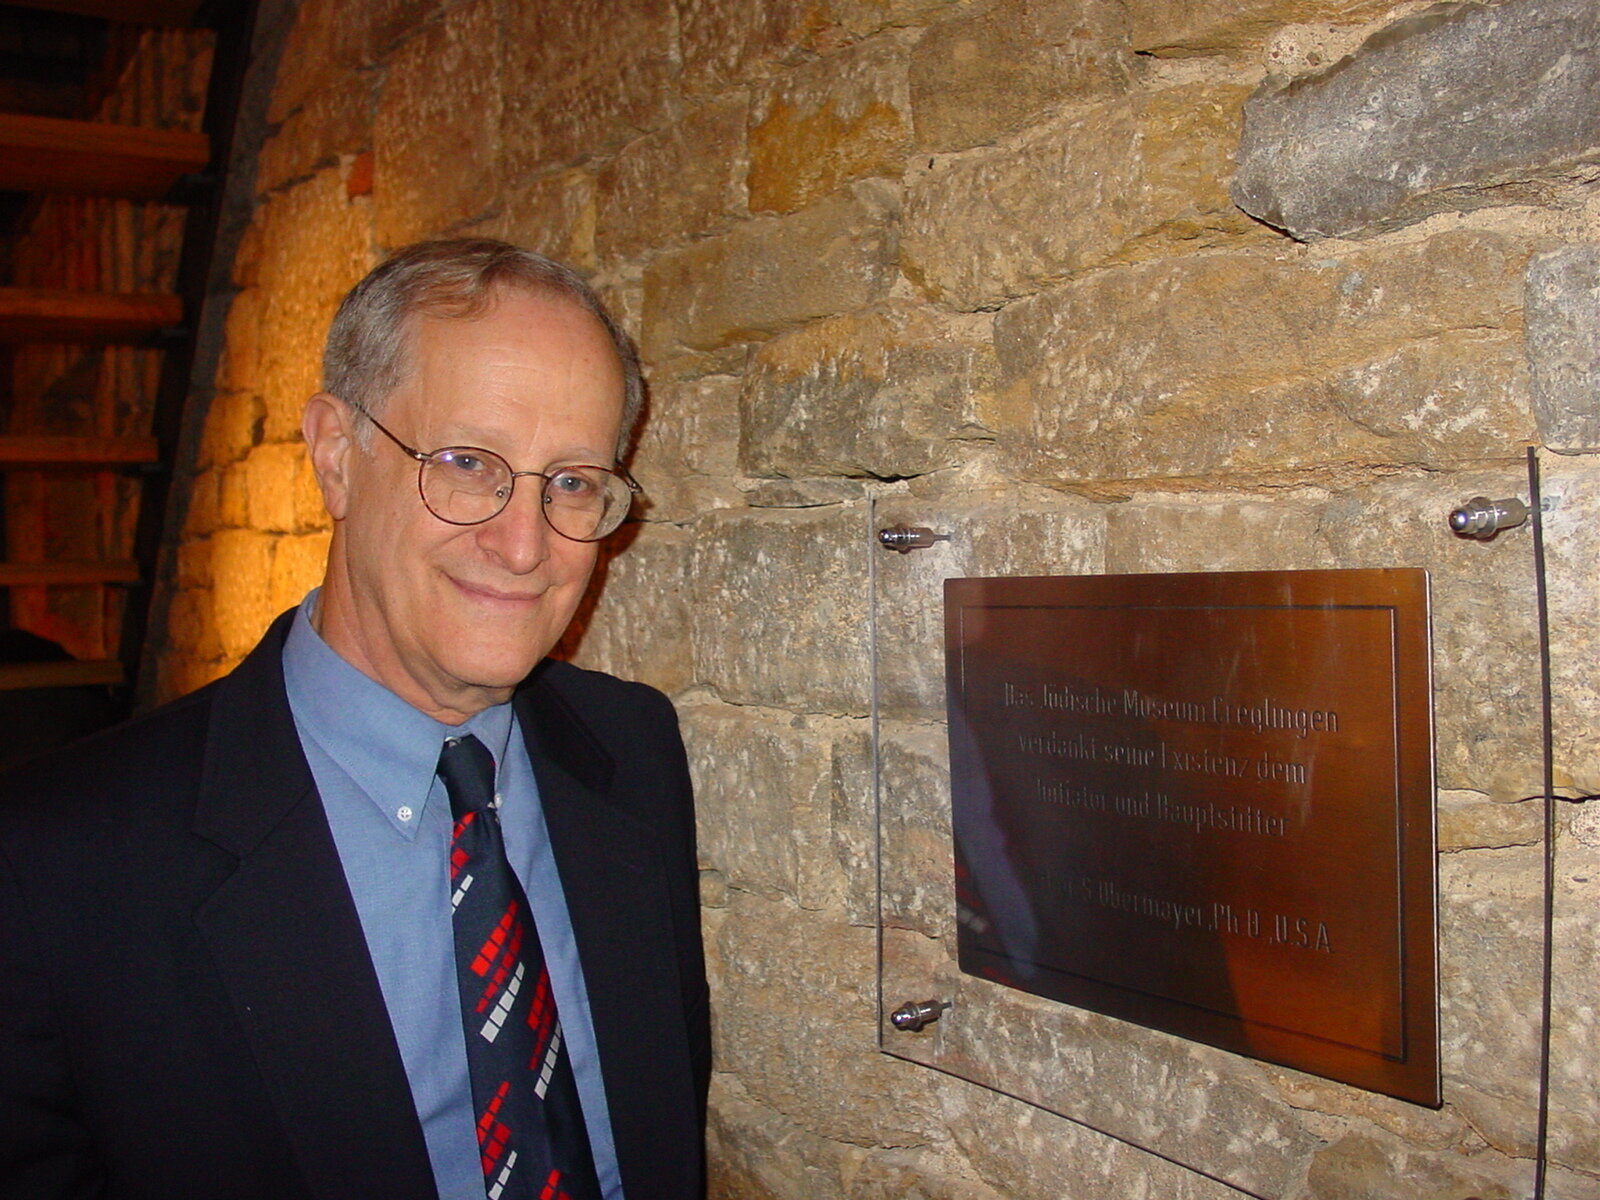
top-left (550, 470), bottom-right (597, 496)
top-left (440, 451), bottom-right (488, 474)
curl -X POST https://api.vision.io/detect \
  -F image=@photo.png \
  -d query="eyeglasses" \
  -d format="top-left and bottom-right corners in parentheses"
top-left (354, 407), bottom-right (641, 542)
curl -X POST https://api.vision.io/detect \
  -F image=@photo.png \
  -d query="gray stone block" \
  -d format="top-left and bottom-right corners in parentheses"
top-left (1526, 245), bottom-right (1600, 453)
top-left (1233, 0), bottom-right (1600, 240)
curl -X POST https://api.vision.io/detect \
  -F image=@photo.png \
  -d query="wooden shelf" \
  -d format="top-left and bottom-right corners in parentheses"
top-left (2, 0), bottom-right (205, 25)
top-left (0, 560), bottom-right (138, 586)
top-left (0, 435), bottom-right (159, 467)
top-left (0, 659), bottom-right (123, 690)
top-left (0, 113), bottom-right (209, 199)
top-left (0, 287), bottom-right (182, 341)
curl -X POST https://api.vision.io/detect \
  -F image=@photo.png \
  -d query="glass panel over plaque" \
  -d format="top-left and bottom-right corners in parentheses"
top-left (871, 500), bottom-right (1440, 1196)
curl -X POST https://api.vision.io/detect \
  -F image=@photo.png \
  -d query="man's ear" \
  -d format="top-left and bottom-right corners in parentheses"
top-left (302, 392), bottom-right (358, 521)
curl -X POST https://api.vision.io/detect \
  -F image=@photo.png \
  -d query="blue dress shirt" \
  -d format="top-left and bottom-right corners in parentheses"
top-left (281, 593), bottom-right (621, 1199)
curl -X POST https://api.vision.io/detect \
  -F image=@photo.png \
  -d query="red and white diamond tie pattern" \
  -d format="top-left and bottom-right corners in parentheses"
top-left (438, 734), bottom-right (602, 1200)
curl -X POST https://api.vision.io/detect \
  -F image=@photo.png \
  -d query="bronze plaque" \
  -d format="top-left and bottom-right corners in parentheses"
top-left (947, 569), bottom-right (1438, 1105)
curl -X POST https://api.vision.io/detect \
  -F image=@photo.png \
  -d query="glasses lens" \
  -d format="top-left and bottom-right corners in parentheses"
top-left (542, 467), bottom-right (634, 541)
top-left (420, 448), bottom-right (513, 525)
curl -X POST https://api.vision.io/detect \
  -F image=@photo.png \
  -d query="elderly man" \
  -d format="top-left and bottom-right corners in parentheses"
top-left (0, 240), bottom-right (709, 1200)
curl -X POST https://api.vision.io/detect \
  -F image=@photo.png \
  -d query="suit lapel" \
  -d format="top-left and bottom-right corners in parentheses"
top-left (191, 613), bottom-right (437, 1200)
top-left (515, 672), bottom-right (701, 1198)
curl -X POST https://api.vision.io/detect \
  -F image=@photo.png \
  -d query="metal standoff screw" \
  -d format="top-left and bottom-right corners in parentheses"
top-left (1447, 496), bottom-right (1530, 540)
top-left (889, 999), bottom-right (950, 1032)
top-left (877, 525), bottom-right (951, 553)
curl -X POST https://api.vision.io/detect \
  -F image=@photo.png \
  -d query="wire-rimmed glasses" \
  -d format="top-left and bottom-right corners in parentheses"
top-left (355, 406), bottom-right (640, 542)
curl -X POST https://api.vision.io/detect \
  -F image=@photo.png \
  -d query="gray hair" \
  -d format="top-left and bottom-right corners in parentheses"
top-left (322, 238), bottom-right (644, 459)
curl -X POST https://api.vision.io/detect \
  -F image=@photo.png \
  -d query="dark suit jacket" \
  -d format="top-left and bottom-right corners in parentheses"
top-left (0, 611), bottom-right (710, 1200)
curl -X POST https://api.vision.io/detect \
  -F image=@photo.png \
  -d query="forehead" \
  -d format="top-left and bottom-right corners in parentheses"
top-left (392, 289), bottom-right (625, 430)
top-left (405, 287), bottom-right (619, 373)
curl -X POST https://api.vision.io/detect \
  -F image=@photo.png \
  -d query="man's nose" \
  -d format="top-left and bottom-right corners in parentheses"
top-left (474, 478), bottom-right (552, 574)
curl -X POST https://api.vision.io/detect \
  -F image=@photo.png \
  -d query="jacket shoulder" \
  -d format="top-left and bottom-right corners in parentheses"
top-left (0, 682), bottom-right (218, 818)
top-left (531, 659), bottom-right (678, 730)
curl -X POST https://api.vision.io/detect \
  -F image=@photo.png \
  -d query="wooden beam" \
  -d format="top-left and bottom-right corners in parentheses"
top-left (0, 560), bottom-right (138, 586)
top-left (0, 113), bottom-right (209, 196)
top-left (0, 435), bottom-right (159, 467)
top-left (0, 660), bottom-right (123, 690)
top-left (0, 113), bottom-right (209, 199)
top-left (0, 287), bottom-right (182, 341)
top-left (0, 0), bottom-right (204, 28)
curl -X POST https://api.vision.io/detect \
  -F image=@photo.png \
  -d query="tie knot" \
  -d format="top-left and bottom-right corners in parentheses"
top-left (436, 733), bottom-right (497, 819)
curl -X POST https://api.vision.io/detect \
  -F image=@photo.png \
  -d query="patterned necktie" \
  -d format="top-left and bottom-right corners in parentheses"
top-left (437, 734), bottom-right (602, 1200)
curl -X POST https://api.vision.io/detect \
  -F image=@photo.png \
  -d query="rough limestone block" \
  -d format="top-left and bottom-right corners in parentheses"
top-left (1233, 0), bottom-right (1600, 239)
top-left (1437, 848), bottom-right (1545, 1159)
top-left (739, 302), bottom-right (995, 479)
top-left (641, 182), bottom-right (899, 358)
top-left (941, 1078), bottom-right (1267, 1200)
top-left (208, 529), bottom-right (278, 662)
top-left (630, 369), bottom-right (744, 525)
top-left (1549, 841), bottom-right (1600, 1177)
top-left (363, 0), bottom-right (452, 60)
top-left (680, 703), bottom-right (860, 909)
top-left (1540, 460), bottom-right (1600, 794)
top-left (595, 100), bottom-right (747, 261)
top-left (678, 0), bottom-right (839, 95)
top-left (872, 491), bottom-right (1106, 720)
top-left (179, 469), bottom-right (220, 540)
top-left (992, 231), bottom-right (1539, 483)
top-left (909, 0), bottom-right (1130, 154)
top-left (705, 1083), bottom-right (995, 1200)
top-left (482, 169), bottom-right (597, 273)
top-left (559, 525), bottom-right (693, 696)
top-left (903, 83), bottom-right (1256, 309)
top-left (372, 0), bottom-right (500, 246)
top-left (886, 934), bottom-right (1322, 1198)
top-left (678, 0), bottom-right (962, 95)
top-left (1302, 1129), bottom-right (1519, 1200)
top-left (1104, 493), bottom-right (1327, 575)
top-left (269, 531), bottom-right (332, 616)
top-left (748, 34), bottom-right (912, 216)
top-left (218, 464), bottom-right (249, 529)
top-left (1130, 0), bottom-right (1393, 57)
top-left (743, 478), bottom-right (868, 509)
top-left (713, 892), bottom-right (946, 1146)
top-left (705, 1087), bottom-right (849, 1200)
top-left (251, 170), bottom-right (374, 441)
top-left (267, 0), bottom-right (372, 123)
top-left (1306, 471), bottom-right (1543, 799)
top-left (500, 0), bottom-right (675, 174)
top-left (876, 721), bottom-right (954, 939)
top-left (1525, 245), bottom-right (1600, 453)
top-left (174, 537), bottom-right (213, 591)
top-left (213, 288), bottom-right (263, 401)
top-left (196, 389), bottom-right (264, 473)
top-left (824, 726), bottom-right (877, 927)
top-left (688, 504), bottom-right (871, 714)
top-left (1436, 790), bottom-right (1542, 852)
top-left (164, 581), bottom-right (223, 664)
top-left (242, 442), bottom-right (323, 534)
top-left (256, 68), bottom-right (372, 196)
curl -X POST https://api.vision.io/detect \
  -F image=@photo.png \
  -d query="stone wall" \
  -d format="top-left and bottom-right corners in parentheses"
top-left (154, 0), bottom-right (1600, 1196)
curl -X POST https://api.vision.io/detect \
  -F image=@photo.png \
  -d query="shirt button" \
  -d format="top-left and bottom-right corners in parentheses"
top-left (397, 806), bottom-right (414, 823)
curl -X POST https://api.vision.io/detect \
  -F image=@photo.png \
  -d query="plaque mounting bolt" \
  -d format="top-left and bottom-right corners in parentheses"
top-left (1447, 496), bottom-right (1530, 540)
top-left (890, 999), bottom-right (951, 1032)
top-left (878, 525), bottom-right (951, 553)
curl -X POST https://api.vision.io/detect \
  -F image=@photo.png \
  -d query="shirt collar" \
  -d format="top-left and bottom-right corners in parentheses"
top-left (282, 590), bottom-right (515, 828)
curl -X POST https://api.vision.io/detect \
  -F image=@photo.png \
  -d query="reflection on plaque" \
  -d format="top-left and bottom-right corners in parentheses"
top-left (946, 569), bottom-right (1438, 1106)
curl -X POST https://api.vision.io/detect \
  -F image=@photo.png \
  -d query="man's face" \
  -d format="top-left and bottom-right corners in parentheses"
top-left (309, 289), bottom-right (625, 722)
